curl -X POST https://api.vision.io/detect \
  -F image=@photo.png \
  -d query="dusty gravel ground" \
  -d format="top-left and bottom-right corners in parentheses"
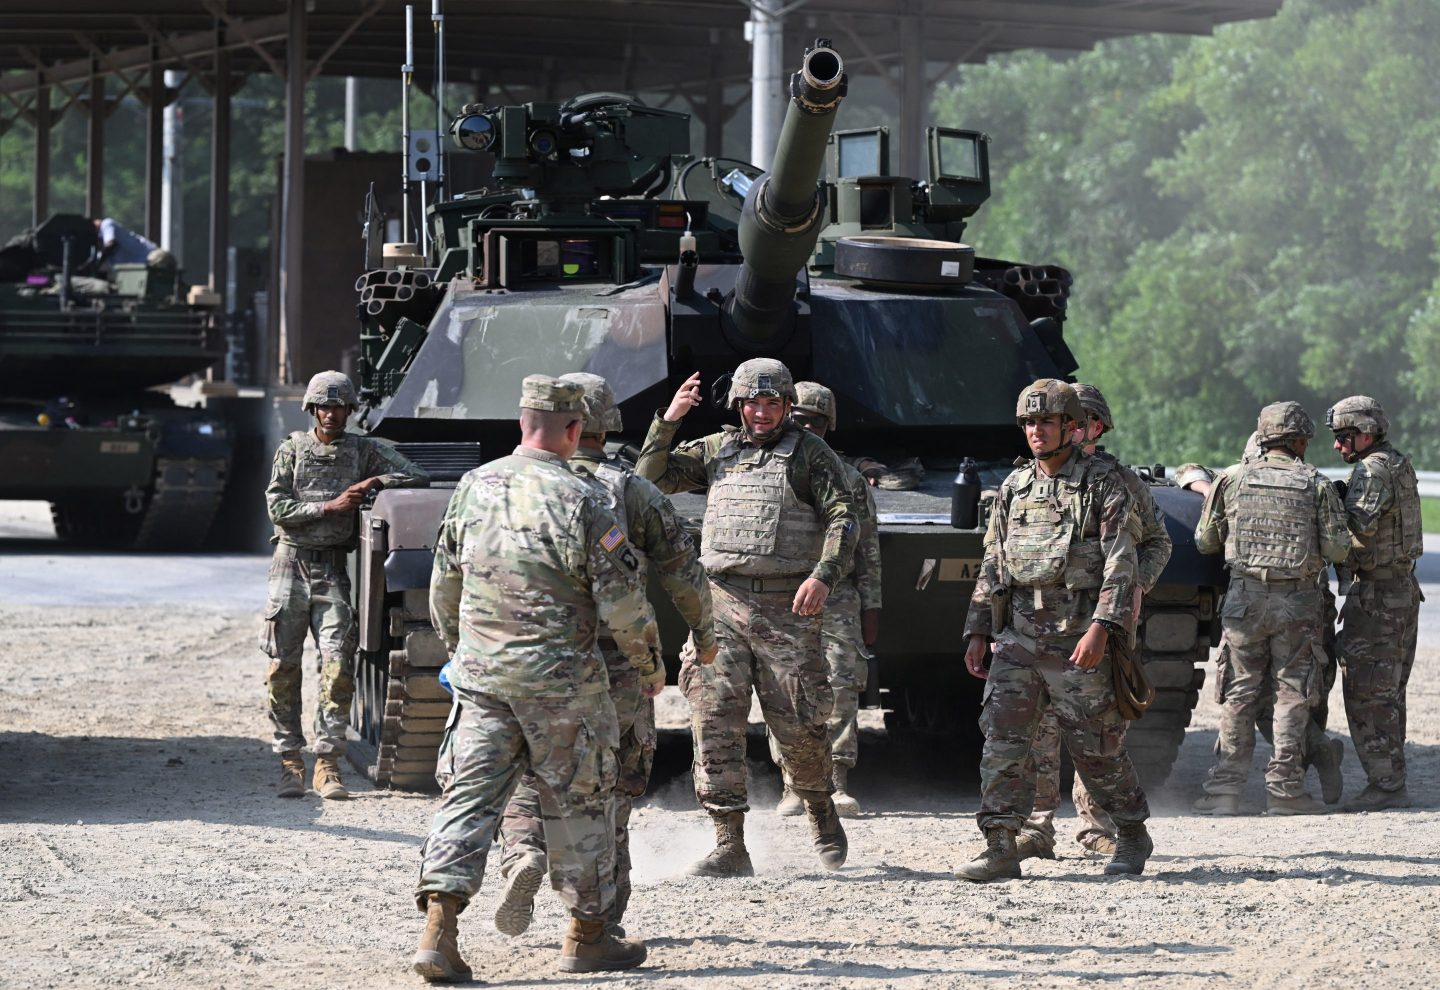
top-left (2, 507), bottom-right (1438, 989)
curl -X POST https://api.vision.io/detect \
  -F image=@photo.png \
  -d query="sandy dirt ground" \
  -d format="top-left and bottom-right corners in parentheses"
top-left (2, 504), bottom-right (1438, 989)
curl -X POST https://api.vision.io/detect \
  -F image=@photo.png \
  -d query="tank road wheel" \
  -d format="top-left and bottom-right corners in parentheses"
top-left (1127, 584), bottom-right (1216, 787)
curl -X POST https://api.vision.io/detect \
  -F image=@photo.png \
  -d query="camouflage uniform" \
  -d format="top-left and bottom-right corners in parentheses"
top-left (1328, 397), bottom-right (1423, 802)
top-left (498, 374), bottom-right (714, 926)
top-left (1025, 448), bottom-right (1170, 851)
top-left (261, 374), bottom-right (428, 757)
top-left (1195, 403), bottom-right (1349, 805)
top-left (636, 399), bottom-right (857, 816)
top-left (416, 377), bottom-right (663, 924)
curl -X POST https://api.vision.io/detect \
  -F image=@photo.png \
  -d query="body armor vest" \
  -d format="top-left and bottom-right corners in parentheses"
top-left (1226, 458), bottom-right (1322, 581)
top-left (1354, 446), bottom-right (1422, 569)
top-left (701, 428), bottom-right (826, 577)
top-left (275, 432), bottom-right (364, 546)
top-left (1001, 460), bottom-right (1105, 590)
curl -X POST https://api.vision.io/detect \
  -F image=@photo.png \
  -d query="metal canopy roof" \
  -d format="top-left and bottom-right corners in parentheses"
top-left (2, 0), bottom-right (1284, 98)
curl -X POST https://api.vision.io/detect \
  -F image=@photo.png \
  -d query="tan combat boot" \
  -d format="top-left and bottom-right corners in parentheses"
top-left (558, 917), bottom-right (647, 973)
top-left (1344, 784), bottom-right (1412, 813)
top-left (494, 855), bottom-right (545, 937)
top-left (831, 766), bottom-right (861, 818)
top-left (1104, 822), bottom-right (1154, 875)
top-left (413, 893), bottom-right (473, 983)
top-left (277, 751), bottom-right (305, 798)
top-left (1191, 792), bottom-right (1240, 816)
top-left (313, 754), bottom-right (349, 800)
top-left (802, 793), bottom-right (849, 870)
top-left (685, 811), bottom-right (755, 877)
top-left (1266, 793), bottom-right (1328, 816)
top-left (955, 826), bottom-right (1022, 882)
top-left (1310, 738), bottom-right (1345, 805)
top-left (1015, 828), bottom-right (1056, 862)
top-left (774, 785), bottom-right (804, 816)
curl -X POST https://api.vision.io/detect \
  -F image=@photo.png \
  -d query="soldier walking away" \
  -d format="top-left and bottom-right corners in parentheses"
top-left (960, 379), bottom-right (1151, 881)
top-left (261, 371), bottom-right (429, 800)
top-left (1019, 383), bottom-right (1171, 861)
top-left (1191, 402), bottom-right (1349, 817)
top-left (413, 376), bottom-right (663, 982)
top-left (769, 381), bottom-right (882, 819)
top-left (492, 372), bottom-right (717, 940)
top-left (636, 359), bottom-right (859, 877)
top-left (1327, 396), bottom-right (1423, 812)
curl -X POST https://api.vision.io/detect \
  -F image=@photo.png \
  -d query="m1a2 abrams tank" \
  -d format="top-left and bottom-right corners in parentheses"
top-left (347, 38), bottom-right (1222, 790)
top-left (0, 214), bottom-right (233, 549)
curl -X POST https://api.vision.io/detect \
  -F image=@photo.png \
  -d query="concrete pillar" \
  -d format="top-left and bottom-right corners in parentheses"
top-left (32, 80), bottom-right (50, 225)
top-left (344, 76), bottom-right (358, 151)
top-left (898, 11), bottom-right (924, 179)
top-left (747, 0), bottom-right (784, 170)
top-left (279, 0), bottom-right (307, 384)
top-left (85, 68), bottom-right (104, 219)
top-left (146, 55), bottom-right (164, 242)
top-left (210, 43), bottom-right (231, 307)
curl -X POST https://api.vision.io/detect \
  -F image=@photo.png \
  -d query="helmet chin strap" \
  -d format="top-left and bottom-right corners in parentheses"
top-left (1034, 440), bottom-right (1071, 461)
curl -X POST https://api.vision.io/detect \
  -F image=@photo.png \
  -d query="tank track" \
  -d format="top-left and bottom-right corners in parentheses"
top-left (131, 457), bottom-right (228, 550)
top-left (351, 595), bottom-right (448, 791)
top-left (1127, 584), bottom-right (1215, 787)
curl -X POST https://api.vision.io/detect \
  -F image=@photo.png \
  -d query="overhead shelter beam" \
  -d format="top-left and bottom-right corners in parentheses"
top-left (85, 65), bottom-right (103, 217)
top-left (145, 53), bottom-right (164, 242)
top-left (210, 31), bottom-right (231, 307)
top-left (32, 82), bottom-right (50, 225)
top-left (279, 0), bottom-right (307, 385)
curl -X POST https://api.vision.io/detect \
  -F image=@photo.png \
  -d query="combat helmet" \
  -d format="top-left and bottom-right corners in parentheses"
top-left (1255, 401), bottom-right (1314, 445)
top-left (303, 370), bottom-right (358, 411)
top-left (559, 372), bottom-right (623, 435)
top-left (1326, 395), bottom-right (1389, 438)
top-left (728, 358), bottom-right (798, 408)
top-left (1072, 383), bottom-right (1113, 433)
top-left (1015, 379), bottom-right (1083, 427)
top-left (793, 381), bottom-right (837, 433)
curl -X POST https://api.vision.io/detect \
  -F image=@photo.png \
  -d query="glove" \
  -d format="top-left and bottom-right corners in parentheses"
top-left (1334, 479), bottom-right (1348, 502)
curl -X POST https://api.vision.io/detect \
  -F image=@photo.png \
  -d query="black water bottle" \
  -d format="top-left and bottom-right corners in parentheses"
top-left (951, 457), bottom-right (981, 529)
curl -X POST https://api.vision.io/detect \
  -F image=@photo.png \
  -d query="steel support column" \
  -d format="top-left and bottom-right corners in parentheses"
top-left (32, 80), bottom-right (50, 225)
top-left (85, 68), bottom-right (104, 218)
top-left (146, 54), bottom-right (164, 241)
top-left (278, 0), bottom-right (307, 384)
top-left (704, 41), bottom-right (725, 158)
top-left (898, 9), bottom-right (924, 179)
top-left (748, 0), bottom-right (784, 170)
top-left (210, 43), bottom-right (231, 306)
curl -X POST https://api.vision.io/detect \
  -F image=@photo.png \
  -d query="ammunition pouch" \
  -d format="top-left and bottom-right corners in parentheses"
top-left (990, 584), bottom-right (1011, 635)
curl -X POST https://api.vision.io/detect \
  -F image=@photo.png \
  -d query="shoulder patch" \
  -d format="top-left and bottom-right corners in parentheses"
top-left (600, 525), bottom-right (626, 552)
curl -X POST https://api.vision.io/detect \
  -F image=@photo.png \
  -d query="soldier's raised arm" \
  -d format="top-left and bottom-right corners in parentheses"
top-left (635, 373), bottom-right (711, 493)
top-left (361, 439), bottom-right (431, 491)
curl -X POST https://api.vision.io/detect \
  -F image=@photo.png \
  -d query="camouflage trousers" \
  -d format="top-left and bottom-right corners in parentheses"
top-left (498, 650), bottom-right (656, 923)
top-left (1204, 580), bottom-right (1324, 799)
top-left (767, 581), bottom-right (866, 770)
top-left (417, 687), bottom-right (619, 920)
top-left (258, 545), bottom-right (356, 756)
top-left (978, 632), bottom-right (1148, 835)
top-left (1022, 704), bottom-right (1117, 848)
top-left (681, 577), bottom-right (833, 814)
top-left (1338, 573), bottom-right (1421, 792)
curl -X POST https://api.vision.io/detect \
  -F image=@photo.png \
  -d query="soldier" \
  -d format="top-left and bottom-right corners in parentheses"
top-left (1327, 395), bottom-right (1423, 812)
top-left (960, 379), bottom-right (1151, 882)
top-left (492, 372), bottom-right (717, 939)
top-left (1177, 438), bottom-right (1347, 806)
top-left (1191, 402), bottom-right (1349, 817)
top-left (636, 359), bottom-right (858, 877)
top-left (1019, 383), bottom-right (1171, 860)
top-left (769, 381), bottom-right (882, 818)
top-left (262, 370), bottom-right (429, 800)
top-left (412, 376), bottom-right (663, 982)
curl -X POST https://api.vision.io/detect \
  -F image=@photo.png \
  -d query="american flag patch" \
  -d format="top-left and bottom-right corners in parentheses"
top-left (600, 525), bottom-right (626, 552)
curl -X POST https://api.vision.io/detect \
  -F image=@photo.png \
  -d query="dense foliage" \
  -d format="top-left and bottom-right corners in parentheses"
top-left (935, 0), bottom-right (1438, 467)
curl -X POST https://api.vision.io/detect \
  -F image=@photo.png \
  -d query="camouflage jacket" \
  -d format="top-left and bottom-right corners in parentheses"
top-left (429, 446), bottom-right (662, 698)
top-left (1342, 441), bottom-right (1423, 573)
top-left (841, 461), bottom-right (883, 610)
top-left (570, 447), bottom-right (716, 652)
top-left (1095, 451), bottom-right (1172, 593)
top-left (1195, 449), bottom-right (1349, 580)
top-left (636, 414), bottom-right (858, 588)
top-left (963, 448), bottom-right (1139, 642)
top-left (266, 430), bottom-right (429, 548)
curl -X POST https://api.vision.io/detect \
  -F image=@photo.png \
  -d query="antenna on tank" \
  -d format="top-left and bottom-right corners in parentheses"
top-left (401, 4), bottom-right (414, 243)
top-left (432, 0), bottom-right (447, 204)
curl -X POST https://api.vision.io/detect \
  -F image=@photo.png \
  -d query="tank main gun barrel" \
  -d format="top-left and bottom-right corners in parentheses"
top-left (726, 40), bottom-right (847, 346)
